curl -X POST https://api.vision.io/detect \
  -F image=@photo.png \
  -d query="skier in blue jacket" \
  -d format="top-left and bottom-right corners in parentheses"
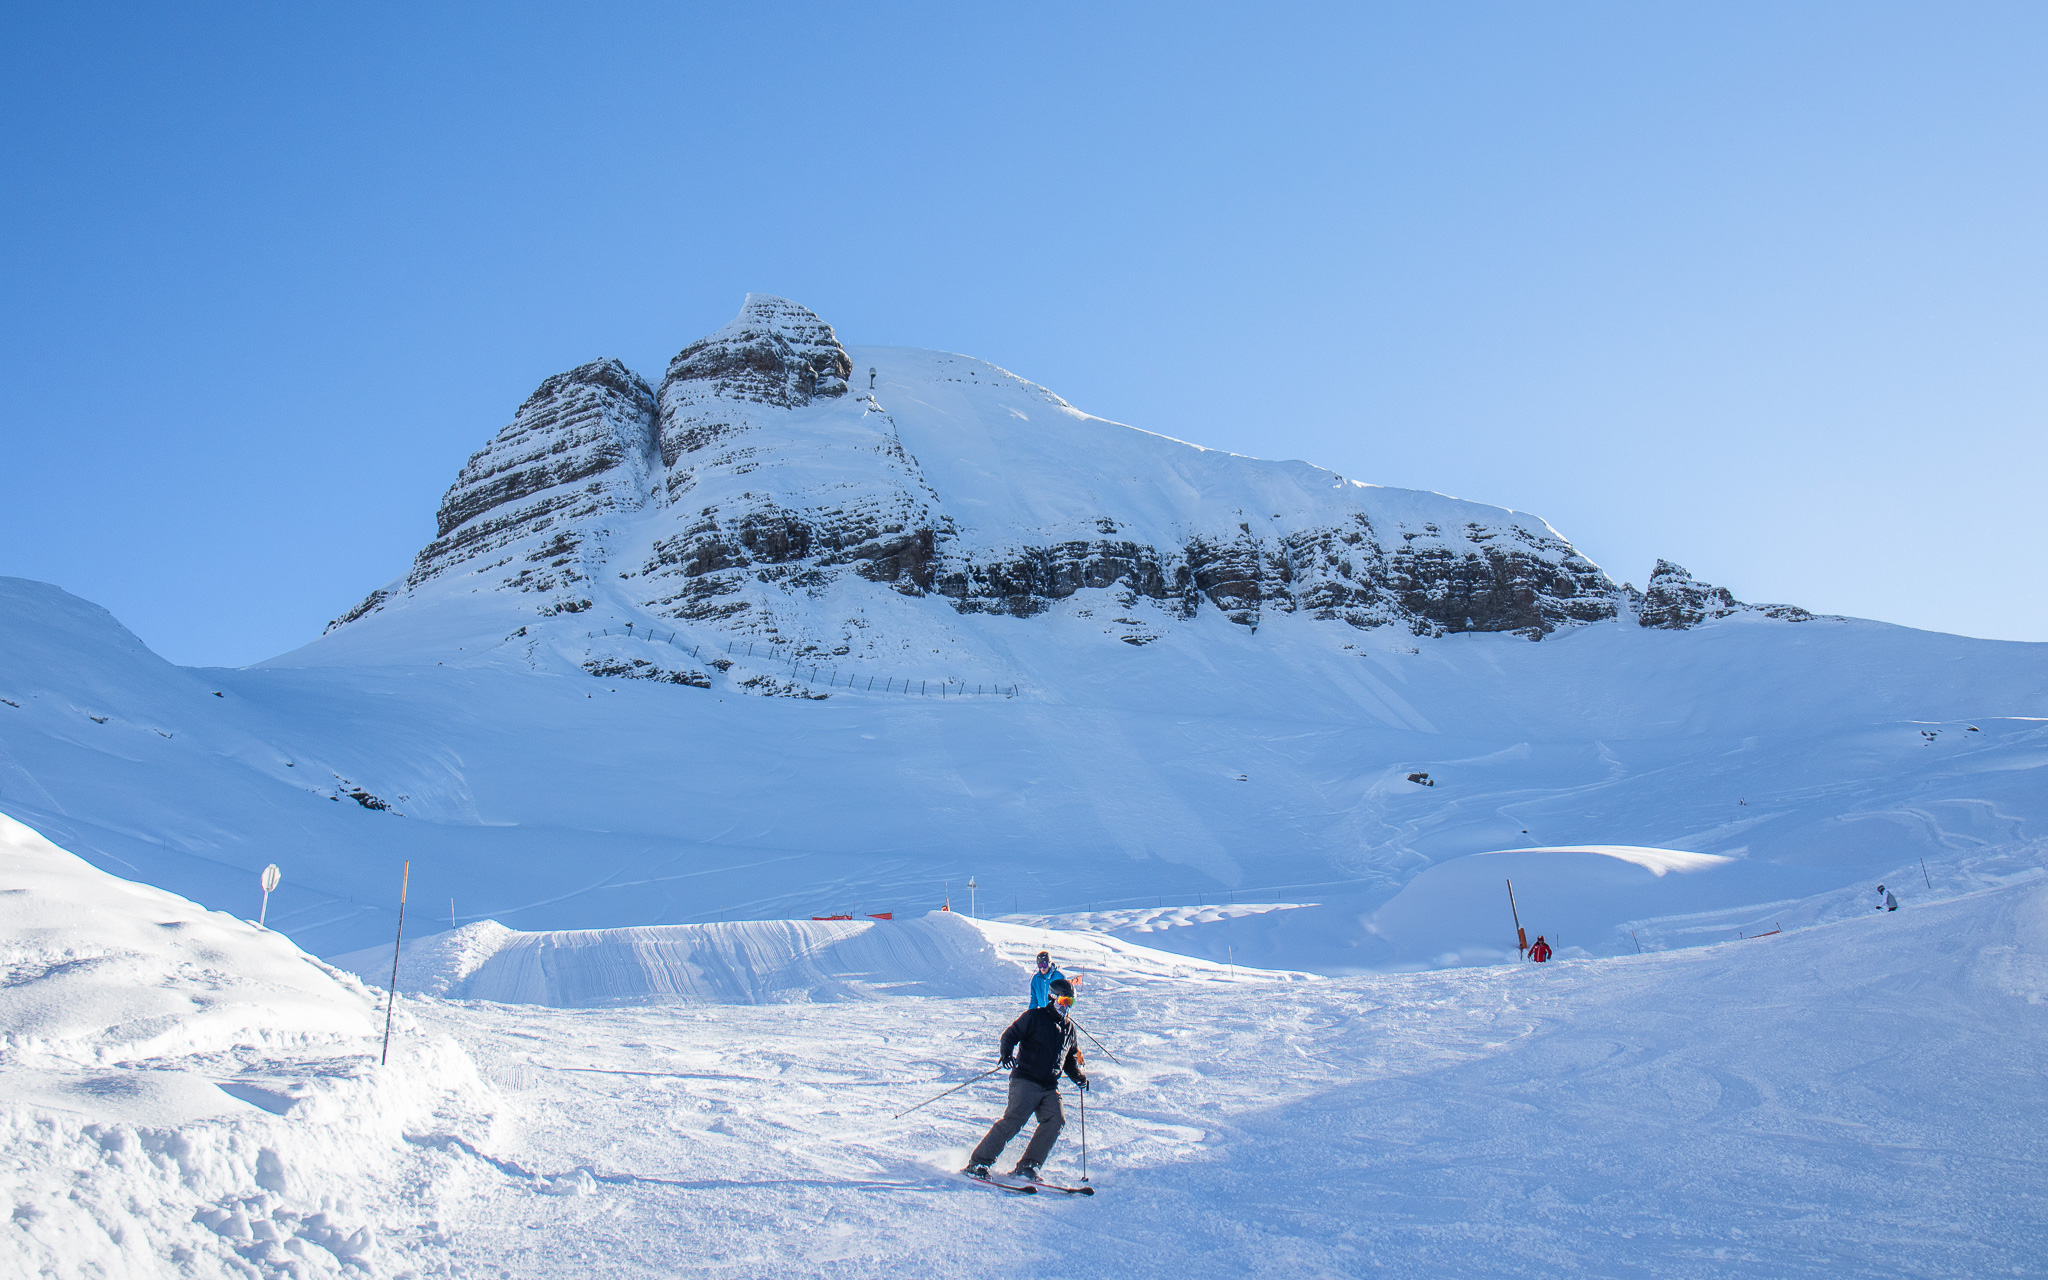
top-left (1028, 951), bottom-right (1067, 1007)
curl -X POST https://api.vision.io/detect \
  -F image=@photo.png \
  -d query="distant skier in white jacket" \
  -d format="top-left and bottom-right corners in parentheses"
top-left (1876, 885), bottom-right (1898, 911)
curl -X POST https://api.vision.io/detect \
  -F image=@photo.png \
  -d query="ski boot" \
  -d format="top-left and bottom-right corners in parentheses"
top-left (1009, 1162), bottom-right (1040, 1182)
top-left (963, 1162), bottom-right (992, 1179)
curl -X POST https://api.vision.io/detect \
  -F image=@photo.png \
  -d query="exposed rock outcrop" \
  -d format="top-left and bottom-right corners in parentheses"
top-left (631, 297), bottom-right (943, 630)
top-left (1633, 560), bottom-right (1815, 629)
top-left (405, 358), bottom-right (657, 599)
top-left (933, 515), bottom-right (1616, 638)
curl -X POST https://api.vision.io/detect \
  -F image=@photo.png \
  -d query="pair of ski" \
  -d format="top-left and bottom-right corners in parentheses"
top-left (964, 1171), bottom-right (1095, 1196)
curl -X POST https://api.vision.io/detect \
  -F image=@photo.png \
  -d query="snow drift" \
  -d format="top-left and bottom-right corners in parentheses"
top-left (0, 811), bottom-right (373, 1072)
top-left (333, 908), bottom-right (1317, 1008)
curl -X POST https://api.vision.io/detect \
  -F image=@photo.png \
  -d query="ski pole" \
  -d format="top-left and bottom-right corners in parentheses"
top-left (1067, 1016), bottom-right (1122, 1066)
top-left (381, 861), bottom-right (410, 1067)
top-left (1078, 1078), bottom-right (1089, 1183)
top-left (891, 1064), bottom-right (1005, 1120)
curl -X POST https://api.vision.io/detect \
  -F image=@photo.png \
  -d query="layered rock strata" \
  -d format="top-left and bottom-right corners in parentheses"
top-left (1632, 560), bottom-right (1816, 629)
top-left (933, 515), bottom-right (1616, 638)
top-left (327, 358), bottom-right (657, 630)
top-left (327, 295), bottom-right (1813, 663)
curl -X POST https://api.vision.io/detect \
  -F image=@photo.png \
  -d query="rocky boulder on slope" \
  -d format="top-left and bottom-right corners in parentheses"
top-left (1633, 559), bottom-right (1819, 630)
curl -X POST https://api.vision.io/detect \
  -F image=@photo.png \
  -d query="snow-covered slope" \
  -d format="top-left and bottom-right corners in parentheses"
top-left (2, 295), bottom-right (2046, 976)
top-left (0, 811), bottom-right (372, 1080)
top-left (4, 568), bottom-right (2042, 973)
top-left (15, 805), bottom-right (2042, 1278)
top-left (0, 813), bottom-right (494, 1280)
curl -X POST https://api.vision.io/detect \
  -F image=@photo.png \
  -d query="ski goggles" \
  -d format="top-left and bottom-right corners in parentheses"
top-left (1053, 993), bottom-right (1074, 1007)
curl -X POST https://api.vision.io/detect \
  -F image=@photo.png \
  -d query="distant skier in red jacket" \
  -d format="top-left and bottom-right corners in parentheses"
top-left (1528, 937), bottom-right (1553, 963)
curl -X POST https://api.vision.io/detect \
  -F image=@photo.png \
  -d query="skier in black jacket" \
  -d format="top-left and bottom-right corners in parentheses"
top-left (964, 977), bottom-right (1088, 1181)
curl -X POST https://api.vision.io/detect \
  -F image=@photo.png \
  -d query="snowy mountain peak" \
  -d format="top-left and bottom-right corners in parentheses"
top-left (658, 293), bottom-right (853, 414)
top-left (312, 298), bottom-right (1825, 677)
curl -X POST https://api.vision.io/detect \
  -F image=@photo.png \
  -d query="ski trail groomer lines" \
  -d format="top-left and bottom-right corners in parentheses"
top-left (965, 977), bottom-right (1088, 1183)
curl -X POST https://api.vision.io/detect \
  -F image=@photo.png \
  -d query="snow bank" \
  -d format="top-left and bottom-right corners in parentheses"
top-left (0, 811), bottom-right (374, 1071)
top-left (331, 909), bottom-right (1316, 1008)
top-left (0, 810), bottom-right (507, 1280)
top-left (1484, 843), bottom-right (1736, 875)
top-left (331, 910), bottom-right (1022, 1006)
top-left (1366, 844), bottom-right (1802, 966)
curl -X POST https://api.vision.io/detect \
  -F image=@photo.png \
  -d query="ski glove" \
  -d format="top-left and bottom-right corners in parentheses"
top-left (999, 1055), bottom-right (1014, 1067)
top-left (1075, 1073), bottom-right (1089, 1091)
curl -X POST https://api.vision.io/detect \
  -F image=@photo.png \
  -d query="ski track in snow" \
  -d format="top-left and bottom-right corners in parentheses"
top-left (396, 886), bottom-right (2048, 1279)
top-left (8, 807), bottom-right (2045, 1279)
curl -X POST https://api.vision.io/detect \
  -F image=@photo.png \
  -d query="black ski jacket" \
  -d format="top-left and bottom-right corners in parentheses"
top-left (999, 1005), bottom-right (1085, 1089)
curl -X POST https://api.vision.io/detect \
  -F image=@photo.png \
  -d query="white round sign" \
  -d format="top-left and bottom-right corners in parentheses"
top-left (260, 864), bottom-right (281, 893)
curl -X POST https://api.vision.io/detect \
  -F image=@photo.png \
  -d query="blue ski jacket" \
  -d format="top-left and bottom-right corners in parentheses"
top-left (1028, 966), bottom-right (1068, 1008)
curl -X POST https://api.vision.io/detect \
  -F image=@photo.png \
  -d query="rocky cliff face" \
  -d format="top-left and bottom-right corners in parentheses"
top-left (1632, 560), bottom-right (1817, 629)
top-left (631, 296), bottom-right (944, 630)
top-left (933, 514), bottom-right (1616, 639)
top-left (328, 359), bottom-right (658, 631)
top-left (324, 296), bottom-right (1812, 671)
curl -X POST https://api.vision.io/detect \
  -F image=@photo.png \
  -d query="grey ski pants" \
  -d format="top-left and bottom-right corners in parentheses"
top-left (969, 1076), bottom-right (1064, 1170)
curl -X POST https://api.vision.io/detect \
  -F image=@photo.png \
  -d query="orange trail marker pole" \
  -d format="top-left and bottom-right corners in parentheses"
top-left (381, 861), bottom-right (410, 1066)
top-left (1507, 878), bottom-right (1528, 958)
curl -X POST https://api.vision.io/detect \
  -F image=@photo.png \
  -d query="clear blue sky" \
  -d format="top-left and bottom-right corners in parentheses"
top-left (5, 2), bottom-right (2044, 665)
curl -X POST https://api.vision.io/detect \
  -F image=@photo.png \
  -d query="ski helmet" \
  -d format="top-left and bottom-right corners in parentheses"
top-left (1049, 978), bottom-right (1075, 1001)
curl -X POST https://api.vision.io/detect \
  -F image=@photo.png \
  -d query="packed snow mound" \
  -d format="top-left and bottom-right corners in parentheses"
top-left (0, 808), bottom-right (507, 1280)
top-left (331, 910), bottom-right (1314, 1008)
top-left (1367, 844), bottom-right (1837, 966)
top-left (968, 913), bottom-right (1320, 992)
top-left (1483, 844), bottom-right (1737, 875)
top-left (0, 810), bottom-right (375, 1069)
top-left (333, 910), bottom-right (1023, 1006)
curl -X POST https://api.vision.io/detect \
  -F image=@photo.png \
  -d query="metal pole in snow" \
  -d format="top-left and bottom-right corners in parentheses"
top-left (381, 861), bottom-right (410, 1067)
top-left (968, 876), bottom-right (977, 918)
top-left (1630, 930), bottom-right (1641, 954)
top-left (258, 864), bottom-right (280, 927)
top-left (1507, 879), bottom-right (1527, 957)
top-left (1078, 1077), bottom-right (1089, 1183)
top-left (1921, 858), bottom-right (1932, 890)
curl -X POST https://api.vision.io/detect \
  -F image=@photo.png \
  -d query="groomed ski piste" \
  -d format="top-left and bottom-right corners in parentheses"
top-left (5, 810), bottom-right (2045, 1278)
